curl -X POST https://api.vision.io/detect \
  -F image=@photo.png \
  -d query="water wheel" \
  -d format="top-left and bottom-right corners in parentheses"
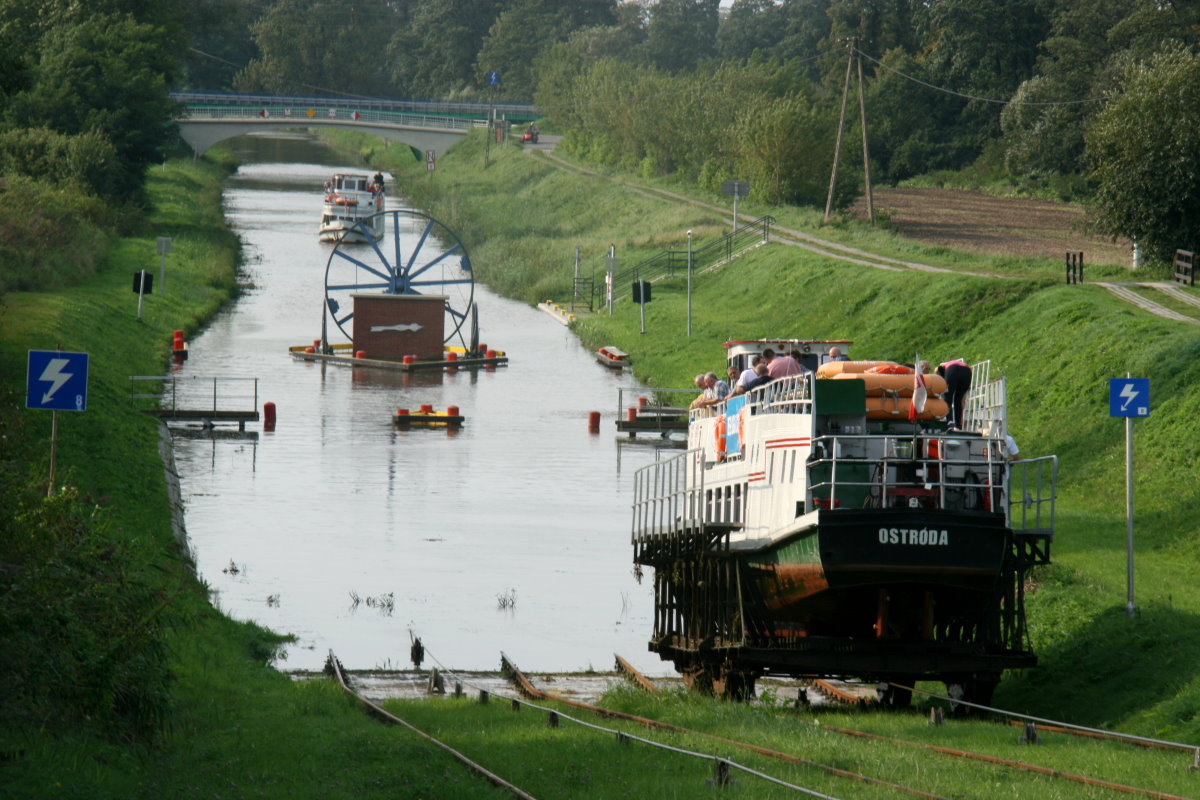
top-left (322, 209), bottom-right (475, 347)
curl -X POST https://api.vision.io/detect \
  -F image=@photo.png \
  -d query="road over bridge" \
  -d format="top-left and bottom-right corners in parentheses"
top-left (173, 92), bottom-right (538, 158)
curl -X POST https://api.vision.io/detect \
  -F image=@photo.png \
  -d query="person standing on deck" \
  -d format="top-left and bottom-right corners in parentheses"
top-left (937, 358), bottom-right (972, 430)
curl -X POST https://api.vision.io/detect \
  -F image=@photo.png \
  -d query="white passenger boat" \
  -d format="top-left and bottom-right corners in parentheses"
top-left (631, 339), bottom-right (1058, 708)
top-left (319, 173), bottom-right (385, 243)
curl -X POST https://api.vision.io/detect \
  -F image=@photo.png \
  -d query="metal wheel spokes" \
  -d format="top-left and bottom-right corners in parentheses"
top-left (323, 209), bottom-right (474, 345)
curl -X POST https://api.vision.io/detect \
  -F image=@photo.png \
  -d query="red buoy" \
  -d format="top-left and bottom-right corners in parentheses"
top-left (638, 396), bottom-right (648, 408)
top-left (477, 343), bottom-right (487, 355)
top-left (588, 411), bottom-right (600, 432)
top-left (355, 350), bottom-right (366, 359)
top-left (485, 350), bottom-right (497, 359)
top-left (446, 351), bottom-right (458, 362)
top-left (626, 407), bottom-right (637, 422)
top-left (263, 401), bottom-right (276, 431)
top-left (402, 355), bottom-right (415, 364)
top-left (396, 408), bottom-right (410, 416)
top-left (304, 346), bottom-right (314, 354)
top-left (420, 403), bottom-right (433, 413)
top-left (447, 405), bottom-right (459, 417)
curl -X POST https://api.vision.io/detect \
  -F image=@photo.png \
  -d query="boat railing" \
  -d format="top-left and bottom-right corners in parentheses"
top-left (689, 373), bottom-right (811, 427)
top-left (806, 433), bottom-right (1012, 516)
top-left (1008, 455), bottom-right (1057, 536)
top-left (631, 448), bottom-right (707, 544)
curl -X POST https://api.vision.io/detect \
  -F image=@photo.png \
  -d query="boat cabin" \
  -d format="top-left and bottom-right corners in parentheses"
top-left (725, 338), bottom-right (853, 374)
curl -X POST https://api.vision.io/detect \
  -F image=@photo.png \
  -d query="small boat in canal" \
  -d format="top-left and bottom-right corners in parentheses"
top-left (596, 346), bottom-right (630, 370)
top-left (319, 173), bottom-right (385, 242)
top-left (631, 338), bottom-right (1058, 707)
top-left (393, 405), bottom-right (464, 427)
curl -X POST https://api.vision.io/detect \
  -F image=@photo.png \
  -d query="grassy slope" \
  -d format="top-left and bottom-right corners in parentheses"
top-left (355, 131), bottom-right (1200, 740)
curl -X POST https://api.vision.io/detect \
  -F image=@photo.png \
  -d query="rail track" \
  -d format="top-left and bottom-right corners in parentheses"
top-left (325, 647), bottom-right (1199, 799)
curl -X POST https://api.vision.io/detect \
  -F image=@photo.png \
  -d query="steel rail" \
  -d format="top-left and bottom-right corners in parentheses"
top-left (613, 653), bottom-right (660, 693)
top-left (500, 654), bottom-right (951, 800)
top-left (895, 682), bottom-right (1200, 756)
top-left (823, 724), bottom-right (1194, 800)
top-left (325, 652), bottom-right (539, 800)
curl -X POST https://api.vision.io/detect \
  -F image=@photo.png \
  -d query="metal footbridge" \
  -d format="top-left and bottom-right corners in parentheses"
top-left (172, 91), bottom-right (538, 157)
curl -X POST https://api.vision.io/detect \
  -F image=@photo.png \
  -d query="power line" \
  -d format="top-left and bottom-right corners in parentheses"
top-left (186, 46), bottom-right (379, 99)
top-left (856, 48), bottom-right (1105, 106)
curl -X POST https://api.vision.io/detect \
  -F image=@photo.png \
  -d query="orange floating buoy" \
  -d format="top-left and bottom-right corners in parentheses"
top-left (447, 405), bottom-right (459, 417)
top-left (420, 403), bottom-right (433, 413)
top-left (402, 355), bottom-right (414, 364)
top-left (263, 401), bottom-right (276, 431)
top-left (637, 396), bottom-right (648, 408)
top-left (446, 351), bottom-right (458, 362)
top-left (485, 350), bottom-right (497, 359)
top-left (305, 346), bottom-right (314, 354)
top-left (355, 350), bottom-right (366, 359)
top-left (626, 407), bottom-right (637, 422)
top-left (396, 408), bottom-right (410, 416)
top-left (477, 343), bottom-right (487, 355)
top-left (588, 411), bottom-right (600, 431)
top-left (313, 339), bottom-right (320, 349)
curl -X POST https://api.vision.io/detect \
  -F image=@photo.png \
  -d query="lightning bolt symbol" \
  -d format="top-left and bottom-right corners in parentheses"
top-left (1119, 382), bottom-right (1138, 412)
top-left (40, 358), bottom-right (72, 404)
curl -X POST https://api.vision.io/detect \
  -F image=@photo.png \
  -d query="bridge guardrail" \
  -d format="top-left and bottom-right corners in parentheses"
top-left (171, 91), bottom-right (536, 121)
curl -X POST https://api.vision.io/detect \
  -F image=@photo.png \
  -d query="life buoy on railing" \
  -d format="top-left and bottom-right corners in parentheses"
top-left (714, 415), bottom-right (726, 461)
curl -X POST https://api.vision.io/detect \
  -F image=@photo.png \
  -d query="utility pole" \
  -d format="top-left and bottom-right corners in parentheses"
top-left (824, 38), bottom-right (855, 224)
top-left (824, 37), bottom-right (875, 225)
top-left (856, 41), bottom-right (875, 224)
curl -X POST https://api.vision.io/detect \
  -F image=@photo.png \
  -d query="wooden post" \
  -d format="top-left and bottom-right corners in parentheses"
top-left (712, 759), bottom-right (731, 787)
top-left (929, 707), bottom-right (944, 726)
top-left (547, 711), bottom-right (559, 728)
top-left (824, 39), bottom-right (855, 224)
top-left (478, 689), bottom-right (489, 705)
top-left (1175, 249), bottom-right (1195, 286)
top-left (510, 698), bottom-right (520, 712)
top-left (1018, 721), bottom-right (1040, 744)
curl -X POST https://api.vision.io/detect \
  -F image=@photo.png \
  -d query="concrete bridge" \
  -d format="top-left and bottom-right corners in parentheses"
top-left (173, 92), bottom-right (538, 158)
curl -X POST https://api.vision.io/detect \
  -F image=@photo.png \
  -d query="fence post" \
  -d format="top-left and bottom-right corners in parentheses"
top-left (1175, 249), bottom-right (1195, 287)
top-left (1065, 250), bottom-right (1084, 284)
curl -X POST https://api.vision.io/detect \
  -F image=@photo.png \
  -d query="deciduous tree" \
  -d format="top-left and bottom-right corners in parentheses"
top-left (1086, 46), bottom-right (1200, 261)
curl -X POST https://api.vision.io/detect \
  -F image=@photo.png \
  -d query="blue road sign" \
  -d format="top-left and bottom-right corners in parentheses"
top-left (27, 350), bottom-right (88, 411)
top-left (1109, 377), bottom-right (1149, 418)
top-left (486, 71), bottom-right (500, 86)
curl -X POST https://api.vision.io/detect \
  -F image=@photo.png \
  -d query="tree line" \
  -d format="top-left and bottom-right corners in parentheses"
top-left (2, 1), bottom-right (1199, 269)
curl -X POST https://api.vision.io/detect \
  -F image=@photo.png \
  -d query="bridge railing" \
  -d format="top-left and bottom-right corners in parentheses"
top-left (177, 101), bottom-right (484, 132)
top-left (171, 91), bottom-right (535, 122)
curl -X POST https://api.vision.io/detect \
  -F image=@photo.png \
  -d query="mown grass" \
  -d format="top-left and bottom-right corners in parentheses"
top-left (379, 684), bottom-right (1196, 799)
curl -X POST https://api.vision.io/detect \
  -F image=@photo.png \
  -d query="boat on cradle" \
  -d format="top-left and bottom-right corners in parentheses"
top-left (319, 173), bottom-right (385, 242)
top-left (631, 339), bottom-right (1058, 708)
top-left (596, 346), bottom-right (630, 370)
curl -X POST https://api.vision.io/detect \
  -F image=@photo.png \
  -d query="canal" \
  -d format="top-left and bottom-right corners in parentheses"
top-left (169, 133), bottom-right (677, 674)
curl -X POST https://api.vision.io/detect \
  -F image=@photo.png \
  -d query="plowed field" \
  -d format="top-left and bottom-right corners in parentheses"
top-left (852, 187), bottom-right (1131, 266)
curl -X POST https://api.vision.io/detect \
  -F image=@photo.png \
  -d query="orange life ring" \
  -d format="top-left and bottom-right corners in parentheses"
top-left (715, 415), bottom-right (726, 460)
top-left (865, 364), bottom-right (913, 375)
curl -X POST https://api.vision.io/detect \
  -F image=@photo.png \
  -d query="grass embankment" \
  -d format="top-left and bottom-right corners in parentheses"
top-left (6, 131), bottom-right (1199, 798)
top-left (356, 130), bottom-right (1200, 738)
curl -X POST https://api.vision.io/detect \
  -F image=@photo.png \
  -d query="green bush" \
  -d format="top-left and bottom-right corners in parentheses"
top-left (0, 174), bottom-right (117, 293)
